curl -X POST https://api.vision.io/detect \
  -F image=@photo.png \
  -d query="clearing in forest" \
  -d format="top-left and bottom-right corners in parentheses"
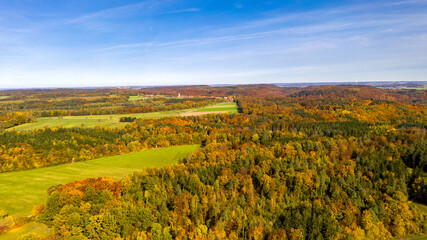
top-left (180, 102), bottom-right (238, 116)
top-left (0, 144), bottom-right (199, 217)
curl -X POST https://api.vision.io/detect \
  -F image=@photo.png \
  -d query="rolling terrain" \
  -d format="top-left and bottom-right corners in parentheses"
top-left (0, 144), bottom-right (198, 216)
top-left (6, 102), bottom-right (237, 131)
top-left (7, 109), bottom-right (192, 131)
top-left (0, 85), bottom-right (425, 239)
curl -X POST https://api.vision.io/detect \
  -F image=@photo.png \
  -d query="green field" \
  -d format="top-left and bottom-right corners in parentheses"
top-left (194, 102), bottom-right (238, 112)
top-left (0, 96), bottom-right (9, 100)
top-left (7, 109), bottom-right (192, 131)
top-left (7, 102), bottom-right (238, 131)
top-left (0, 145), bottom-right (198, 217)
top-left (128, 95), bottom-right (148, 101)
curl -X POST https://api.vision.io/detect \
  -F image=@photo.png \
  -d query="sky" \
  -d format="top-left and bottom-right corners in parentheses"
top-left (0, 0), bottom-right (426, 88)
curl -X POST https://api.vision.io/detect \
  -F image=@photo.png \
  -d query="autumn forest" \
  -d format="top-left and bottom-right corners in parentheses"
top-left (0, 84), bottom-right (426, 240)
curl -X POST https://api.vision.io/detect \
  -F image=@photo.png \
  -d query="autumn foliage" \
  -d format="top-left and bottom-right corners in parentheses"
top-left (1, 85), bottom-right (426, 239)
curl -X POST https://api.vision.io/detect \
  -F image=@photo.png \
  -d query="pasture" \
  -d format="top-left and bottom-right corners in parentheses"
top-left (7, 102), bottom-right (237, 131)
top-left (193, 101), bottom-right (238, 112)
top-left (7, 109), bottom-right (192, 131)
top-left (0, 144), bottom-right (199, 217)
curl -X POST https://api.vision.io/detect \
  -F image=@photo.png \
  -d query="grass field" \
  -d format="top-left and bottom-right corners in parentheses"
top-left (7, 109), bottom-right (193, 131)
top-left (7, 102), bottom-right (238, 131)
top-left (0, 145), bottom-right (198, 217)
top-left (193, 102), bottom-right (238, 113)
top-left (0, 96), bottom-right (9, 100)
top-left (128, 95), bottom-right (148, 101)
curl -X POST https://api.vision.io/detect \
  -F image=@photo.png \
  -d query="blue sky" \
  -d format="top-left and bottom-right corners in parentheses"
top-left (0, 0), bottom-right (426, 88)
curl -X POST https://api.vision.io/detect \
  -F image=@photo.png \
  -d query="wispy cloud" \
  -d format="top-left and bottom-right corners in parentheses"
top-left (386, 0), bottom-right (427, 6)
top-left (1, 0), bottom-right (426, 88)
top-left (160, 8), bottom-right (200, 14)
top-left (67, 0), bottom-right (171, 30)
top-left (90, 10), bottom-right (427, 55)
top-left (68, 1), bottom-right (149, 24)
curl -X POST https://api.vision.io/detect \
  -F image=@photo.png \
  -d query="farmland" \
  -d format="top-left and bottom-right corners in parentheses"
top-left (0, 144), bottom-right (198, 216)
top-left (0, 88), bottom-right (221, 131)
top-left (7, 109), bottom-right (193, 131)
top-left (6, 102), bottom-right (237, 131)
top-left (179, 101), bottom-right (239, 116)
top-left (193, 101), bottom-right (238, 112)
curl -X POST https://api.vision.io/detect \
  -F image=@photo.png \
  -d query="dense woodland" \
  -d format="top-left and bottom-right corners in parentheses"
top-left (0, 85), bottom-right (426, 239)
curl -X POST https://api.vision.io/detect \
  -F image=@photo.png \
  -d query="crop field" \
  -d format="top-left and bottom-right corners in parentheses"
top-left (7, 109), bottom-right (193, 131)
top-left (193, 102), bottom-right (238, 112)
top-left (0, 144), bottom-right (199, 217)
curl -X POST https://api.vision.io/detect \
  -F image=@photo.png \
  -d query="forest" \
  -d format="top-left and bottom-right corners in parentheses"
top-left (0, 84), bottom-right (425, 240)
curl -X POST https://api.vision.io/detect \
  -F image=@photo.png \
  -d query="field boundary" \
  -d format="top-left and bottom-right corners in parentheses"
top-left (0, 145), bottom-right (199, 217)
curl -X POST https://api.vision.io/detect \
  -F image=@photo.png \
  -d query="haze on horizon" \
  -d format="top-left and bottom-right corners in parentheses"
top-left (1, 0), bottom-right (426, 89)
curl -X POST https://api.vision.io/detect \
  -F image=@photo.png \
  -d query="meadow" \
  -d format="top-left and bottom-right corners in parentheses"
top-left (7, 109), bottom-right (192, 131)
top-left (0, 144), bottom-right (198, 217)
top-left (128, 95), bottom-right (148, 101)
top-left (7, 102), bottom-right (237, 131)
top-left (193, 101), bottom-right (238, 112)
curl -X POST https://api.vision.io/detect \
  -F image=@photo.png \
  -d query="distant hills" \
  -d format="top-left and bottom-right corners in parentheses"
top-left (276, 81), bottom-right (426, 89)
top-left (0, 81), bottom-right (425, 91)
